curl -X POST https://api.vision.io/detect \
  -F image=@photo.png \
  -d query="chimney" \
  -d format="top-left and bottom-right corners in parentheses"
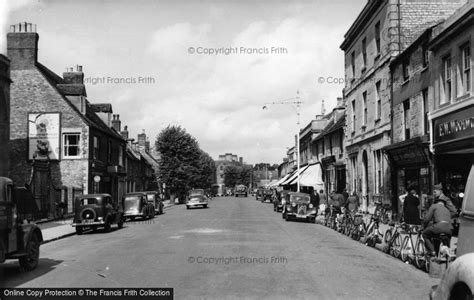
top-left (137, 129), bottom-right (146, 148)
top-left (336, 97), bottom-right (343, 107)
top-left (111, 114), bottom-right (121, 132)
top-left (121, 125), bottom-right (129, 140)
top-left (145, 137), bottom-right (150, 152)
top-left (7, 23), bottom-right (38, 70)
top-left (239, 157), bottom-right (243, 164)
top-left (63, 65), bottom-right (84, 84)
top-left (321, 99), bottom-right (326, 115)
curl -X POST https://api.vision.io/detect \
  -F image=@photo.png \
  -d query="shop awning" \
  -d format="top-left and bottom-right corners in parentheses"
top-left (284, 163), bottom-right (324, 190)
top-left (280, 165), bottom-right (310, 185)
top-left (274, 173), bottom-right (292, 186)
top-left (382, 137), bottom-right (430, 167)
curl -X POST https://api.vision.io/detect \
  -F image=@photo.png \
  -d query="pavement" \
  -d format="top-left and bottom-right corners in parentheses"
top-left (37, 200), bottom-right (175, 244)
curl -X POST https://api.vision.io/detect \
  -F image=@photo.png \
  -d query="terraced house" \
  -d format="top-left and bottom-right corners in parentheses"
top-left (7, 23), bottom-right (126, 219)
top-left (340, 0), bottom-right (468, 212)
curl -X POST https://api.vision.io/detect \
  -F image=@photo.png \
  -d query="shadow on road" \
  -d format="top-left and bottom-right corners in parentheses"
top-left (0, 258), bottom-right (63, 288)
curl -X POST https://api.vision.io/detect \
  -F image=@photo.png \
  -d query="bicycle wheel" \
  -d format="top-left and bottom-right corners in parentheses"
top-left (415, 237), bottom-right (427, 271)
top-left (384, 229), bottom-right (393, 244)
top-left (400, 235), bottom-right (412, 262)
top-left (392, 233), bottom-right (402, 258)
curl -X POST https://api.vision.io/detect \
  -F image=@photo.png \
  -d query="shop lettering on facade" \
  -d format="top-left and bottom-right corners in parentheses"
top-left (434, 105), bottom-right (474, 144)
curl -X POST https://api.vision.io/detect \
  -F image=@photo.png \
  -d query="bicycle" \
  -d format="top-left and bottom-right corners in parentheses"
top-left (324, 205), bottom-right (340, 230)
top-left (400, 224), bottom-right (428, 271)
top-left (361, 214), bottom-right (383, 247)
top-left (383, 222), bottom-right (404, 259)
top-left (374, 201), bottom-right (392, 225)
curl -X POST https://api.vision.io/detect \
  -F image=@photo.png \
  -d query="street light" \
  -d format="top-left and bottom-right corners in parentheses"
top-left (263, 91), bottom-right (304, 192)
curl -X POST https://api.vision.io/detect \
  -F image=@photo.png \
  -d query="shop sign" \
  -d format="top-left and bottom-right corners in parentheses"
top-left (434, 106), bottom-right (474, 145)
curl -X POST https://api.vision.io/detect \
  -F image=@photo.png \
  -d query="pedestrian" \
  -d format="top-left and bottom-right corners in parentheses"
top-left (319, 189), bottom-right (327, 206)
top-left (403, 187), bottom-right (420, 225)
top-left (347, 192), bottom-right (359, 212)
top-left (310, 188), bottom-right (320, 207)
top-left (342, 188), bottom-right (349, 203)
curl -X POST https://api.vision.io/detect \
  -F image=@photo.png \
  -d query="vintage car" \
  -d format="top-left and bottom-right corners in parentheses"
top-left (430, 163), bottom-right (474, 300)
top-left (123, 192), bottom-right (155, 221)
top-left (186, 190), bottom-right (209, 209)
top-left (144, 191), bottom-right (164, 215)
top-left (256, 188), bottom-right (265, 201)
top-left (72, 193), bottom-right (124, 234)
top-left (234, 185), bottom-right (248, 197)
top-left (261, 189), bottom-right (273, 203)
top-left (282, 192), bottom-right (317, 223)
top-left (0, 177), bottom-right (43, 271)
top-left (273, 190), bottom-right (290, 212)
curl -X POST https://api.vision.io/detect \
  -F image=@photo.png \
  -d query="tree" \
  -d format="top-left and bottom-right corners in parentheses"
top-left (224, 164), bottom-right (253, 187)
top-left (155, 125), bottom-right (213, 202)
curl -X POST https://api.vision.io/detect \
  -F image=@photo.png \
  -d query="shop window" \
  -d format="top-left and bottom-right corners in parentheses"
top-left (63, 133), bottom-right (80, 158)
top-left (373, 150), bottom-right (383, 194)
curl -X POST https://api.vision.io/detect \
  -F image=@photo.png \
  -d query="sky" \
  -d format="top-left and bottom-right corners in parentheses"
top-left (2, 0), bottom-right (367, 165)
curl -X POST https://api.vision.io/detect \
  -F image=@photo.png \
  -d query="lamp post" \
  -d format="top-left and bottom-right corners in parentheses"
top-left (263, 91), bottom-right (303, 192)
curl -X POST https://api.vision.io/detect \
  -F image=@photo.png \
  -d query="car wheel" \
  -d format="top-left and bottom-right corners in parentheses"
top-left (104, 221), bottom-right (111, 233)
top-left (203, 204), bottom-right (208, 208)
top-left (186, 206), bottom-right (190, 209)
top-left (19, 233), bottom-right (40, 271)
top-left (450, 283), bottom-right (473, 300)
top-left (118, 218), bottom-right (124, 229)
top-left (285, 213), bottom-right (290, 222)
top-left (75, 226), bottom-right (83, 235)
top-left (91, 226), bottom-right (98, 232)
top-left (130, 216), bottom-right (135, 221)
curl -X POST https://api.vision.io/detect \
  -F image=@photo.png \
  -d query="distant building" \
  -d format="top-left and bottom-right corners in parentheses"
top-left (215, 153), bottom-right (243, 186)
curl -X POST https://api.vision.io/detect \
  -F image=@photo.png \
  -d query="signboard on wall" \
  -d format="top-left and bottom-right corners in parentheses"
top-left (433, 105), bottom-right (474, 145)
top-left (28, 112), bottom-right (61, 160)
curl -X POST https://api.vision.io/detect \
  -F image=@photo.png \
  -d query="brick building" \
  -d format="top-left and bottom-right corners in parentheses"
top-left (340, 0), bottom-right (467, 211)
top-left (7, 23), bottom-right (126, 218)
top-left (0, 54), bottom-right (11, 177)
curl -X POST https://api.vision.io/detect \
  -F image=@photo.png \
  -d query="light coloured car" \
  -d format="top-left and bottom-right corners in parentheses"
top-left (430, 164), bottom-right (474, 300)
top-left (186, 190), bottom-right (209, 209)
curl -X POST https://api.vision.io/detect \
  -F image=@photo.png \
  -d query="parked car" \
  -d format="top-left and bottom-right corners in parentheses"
top-left (234, 185), bottom-right (248, 197)
top-left (123, 192), bottom-right (155, 221)
top-left (186, 190), bottom-right (209, 209)
top-left (282, 192), bottom-right (317, 223)
top-left (273, 190), bottom-right (290, 212)
top-left (430, 163), bottom-right (474, 300)
top-left (256, 188), bottom-right (265, 201)
top-left (72, 193), bottom-right (124, 234)
top-left (144, 191), bottom-right (164, 215)
top-left (261, 189), bottom-right (273, 203)
top-left (0, 177), bottom-right (43, 271)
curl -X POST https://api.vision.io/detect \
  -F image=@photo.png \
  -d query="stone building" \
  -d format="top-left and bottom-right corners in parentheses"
top-left (428, 3), bottom-right (473, 207)
top-left (215, 153), bottom-right (243, 186)
top-left (7, 23), bottom-right (126, 218)
top-left (0, 54), bottom-right (11, 177)
top-left (340, 0), bottom-right (467, 212)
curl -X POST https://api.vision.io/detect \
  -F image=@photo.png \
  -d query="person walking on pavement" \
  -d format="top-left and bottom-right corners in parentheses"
top-left (403, 187), bottom-right (420, 225)
top-left (422, 183), bottom-right (453, 257)
top-left (319, 190), bottom-right (327, 206)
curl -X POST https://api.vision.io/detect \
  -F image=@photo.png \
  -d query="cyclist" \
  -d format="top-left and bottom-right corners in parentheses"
top-left (422, 183), bottom-right (453, 258)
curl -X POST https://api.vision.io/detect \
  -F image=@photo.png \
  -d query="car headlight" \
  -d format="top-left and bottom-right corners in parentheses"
top-left (291, 202), bottom-right (297, 207)
top-left (98, 217), bottom-right (103, 221)
top-left (309, 204), bottom-right (314, 209)
top-left (282, 200), bottom-right (286, 205)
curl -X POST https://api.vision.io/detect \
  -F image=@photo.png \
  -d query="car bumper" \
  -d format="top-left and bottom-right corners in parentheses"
top-left (286, 213), bottom-right (316, 219)
top-left (72, 220), bottom-right (106, 227)
top-left (187, 202), bottom-right (207, 207)
top-left (123, 212), bottom-right (146, 218)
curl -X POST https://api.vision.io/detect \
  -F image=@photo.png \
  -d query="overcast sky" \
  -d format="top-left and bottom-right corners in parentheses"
top-left (3, 0), bottom-right (366, 165)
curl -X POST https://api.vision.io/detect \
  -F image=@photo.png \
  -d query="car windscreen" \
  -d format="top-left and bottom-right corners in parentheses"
top-left (80, 198), bottom-right (98, 205)
top-left (291, 195), bottom-right (310, 202)
top-left (190, 189), bottom-right (204, 195)
top-left (189, 195), bottom-right (204, 201)
top-left (124, 196), bottom-right (141, 209)
top-left (146, 194), bottom-right (155, 201)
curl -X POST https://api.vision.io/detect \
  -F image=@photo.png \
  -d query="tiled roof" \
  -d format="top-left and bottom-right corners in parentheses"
top-left (56, 84), bottom-right (87, 96)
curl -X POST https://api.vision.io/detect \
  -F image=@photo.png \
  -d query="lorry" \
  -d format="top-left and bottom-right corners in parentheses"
top-left (234, 185), bottom-right (248, 197)
top-left (0, 177), bottom-right (43, 270)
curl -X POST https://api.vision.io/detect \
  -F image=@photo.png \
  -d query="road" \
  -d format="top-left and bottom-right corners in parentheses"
top-left (1, 196), bottom-right (439, 299)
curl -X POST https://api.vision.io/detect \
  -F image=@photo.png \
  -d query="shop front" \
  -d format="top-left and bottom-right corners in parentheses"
top-left (321, 156), bottom-right (346, 194)
top-left (383, 136), bottom-right (432, 218)
top-left (431, 101), bottom-right (474, 210)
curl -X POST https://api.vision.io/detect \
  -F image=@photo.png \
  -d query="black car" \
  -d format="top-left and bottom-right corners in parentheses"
top-left (261, 189), bottom-right (273, 203)
top-left (72, 194), bottom-right (124, 234)
top-left (282, 192), bottom-right (317, 223)
top-left (256, 188), bottom-right (265, 201)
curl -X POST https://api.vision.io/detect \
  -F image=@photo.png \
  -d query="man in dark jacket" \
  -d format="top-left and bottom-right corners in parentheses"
top-left (422, 184), bottom-right (453, 257)
top-left (403, 188), bottom-right (420, 225)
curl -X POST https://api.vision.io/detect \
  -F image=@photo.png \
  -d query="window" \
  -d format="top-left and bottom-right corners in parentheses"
top-left (351, 100), bottom-right (356, 132)
top-left (375, 22), bottom-right (381, 56)
top-left (351, 51), bottom-right (355, 79)
top-left (119, 146), bottom-right (123, 166)
top-left (422, 89), bottom-right (429, 135)
top-left (93, 136), bottom-right (100, 160)
top-left (362, 38), bottom-right (367, 69)
top-left (422, 43), bottom-right (429, 68)
top-left (403, 100), bottom-right (410, 139)
top-left (63, 133), bottom-right (80, 158)
top-left (461, 44), bottom-right (471, 95)
top-left (373, 150), bottom-right (383, 194)
top-left (350, 156), bottom-right (358, 193)
top-left (107, 140), bottom-right (112, 163)
top-left (362, 91), bottom-right (367, 126)
top-left (403, 60), bottom-right (409, 81)
top-left (375, 81), bottom-right (381, 120)
top-left (442, 55), bottom-right (452, 104)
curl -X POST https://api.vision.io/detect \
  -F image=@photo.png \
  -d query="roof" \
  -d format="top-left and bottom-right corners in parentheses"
top-left (91, 103), bottom-right (113, 113)
top-left (85, 102), bottom-right (124, 140)
top-left (313, 114), bottom-right (345, 142)
top-left (56, 84), bottom-right (87, 96)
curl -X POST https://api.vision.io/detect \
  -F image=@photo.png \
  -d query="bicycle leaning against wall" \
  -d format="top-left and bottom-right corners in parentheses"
top-left (399, 224), bottom-right (429, 271)
top-left (383, 222), bottom-right (404, 259)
